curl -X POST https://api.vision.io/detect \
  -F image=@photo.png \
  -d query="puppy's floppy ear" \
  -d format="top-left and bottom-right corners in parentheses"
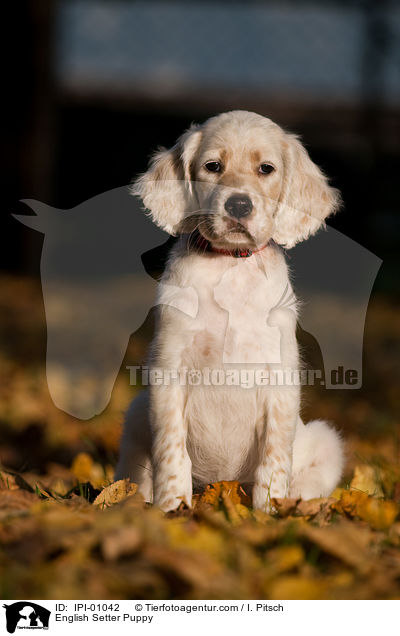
top-left (131, 125), bottom-right (202, 235)
top-left (273, 133), bottom-right (341, 248)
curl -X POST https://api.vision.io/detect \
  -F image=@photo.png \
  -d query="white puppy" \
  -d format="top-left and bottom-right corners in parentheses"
top-left (116, 110), bottom-right (344, 511)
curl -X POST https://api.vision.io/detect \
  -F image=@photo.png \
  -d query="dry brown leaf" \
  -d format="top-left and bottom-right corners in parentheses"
top-left (234, 518), bottom-right (293, 546)
top-left (271, 497), bottom-right (300, 517)
top-left (93, 479), bottom-right (137, 508)
top-left (101, 526), bottom-right (142, 561)
top-left (297, 497), bottom-right (335, 525)
top-left (299, 519), bottom-right (374, 574)
top-left (393, 482), bottom-right (400, 503)
top-left (0, 471), bottom-right (36, 493)
top-left (143, 543), bottom-right (227, 592)
top-left (0, 471), bottom-right (19, 491)
top-left (238, 484), bottom-right (252, 507)
top-left (0, 489), bottom-right (38, 511)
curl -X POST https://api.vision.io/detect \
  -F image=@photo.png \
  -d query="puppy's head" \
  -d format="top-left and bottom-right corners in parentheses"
top-left (132, 110), bottom-right (341, 249)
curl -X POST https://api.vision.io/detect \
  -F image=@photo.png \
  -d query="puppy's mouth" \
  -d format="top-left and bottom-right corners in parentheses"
top-left (213, 216), bottom-right (256, 246)
top-left (181, 212), bottom-right (261, 250)
top-left (224, 227), bottom-right (250, 241)
top-left (224, 218), bottom-right (248, 234)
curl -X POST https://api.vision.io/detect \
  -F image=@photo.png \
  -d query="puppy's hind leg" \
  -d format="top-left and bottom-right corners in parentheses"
top-left (289, 419), bottom-right (344, 500)
top-left (115, 390), bottom-right (153, 502)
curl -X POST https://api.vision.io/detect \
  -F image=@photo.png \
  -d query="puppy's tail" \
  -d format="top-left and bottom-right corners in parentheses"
top-left (289, 419), bottom-right (344, 500)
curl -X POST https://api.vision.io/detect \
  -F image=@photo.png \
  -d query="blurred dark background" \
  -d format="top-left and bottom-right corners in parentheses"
top-left (2, 0), bottom-right (399, 286)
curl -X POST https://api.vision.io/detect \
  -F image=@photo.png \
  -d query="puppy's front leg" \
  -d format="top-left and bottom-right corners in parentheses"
top-left (151, 383), bottom-right (192, 511)
top-left (253, 388), bottom-right (299, 511)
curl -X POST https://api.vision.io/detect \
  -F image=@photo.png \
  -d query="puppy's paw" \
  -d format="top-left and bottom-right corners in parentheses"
top-left (252, 483), bottom-right (273, 513)
top-left (253, 480), bottom-right (290, 513)
top-left (155, 491), bottom-right (192, 513)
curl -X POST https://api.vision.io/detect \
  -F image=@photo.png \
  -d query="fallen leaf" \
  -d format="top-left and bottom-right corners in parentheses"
top-left (330, 488), bottom-right (345, 500)
top-left (93, 479), bottom-right (138, 508)
top-left (271, 497), bottom-right (299, 517)
top-left (101, 526), bottom-right (142, 561)
top-left (266, 544), bottom-right (305, 575)
top-left (234, 518), bottom-right (295, 546)
top-left (297, 497), bottom-right (335, 524)
top-left (143, 543), bottom-right (230, 594)
top-left (0, 489), bottom-right (39, 512)
top-left (165, 519), bottom-right (227, 560)
top-left (357, 496), bottom-right (398, 530)
top-left (393, 482), bottom-right (400, 503)
top-left (269, 575), bottom-right (326, 600)
top-left (0, 471), bottom-right (19, 491)
top-left (350, 464), bottom-right (384, 496)
top-left (200, 480), bottom-right (245, 508)
top-left (333, 489), bottom-right (399, 530)
top-left (70, 452), bottom-right (106, 488)
top-left (333, 489), bottom-right (369, 516)
top-left (221, 491), bottom-right (245, 525)
top-left (199, 482), bottom-right (222, 507)
top-left (299, 519), bottom-right (374, 574)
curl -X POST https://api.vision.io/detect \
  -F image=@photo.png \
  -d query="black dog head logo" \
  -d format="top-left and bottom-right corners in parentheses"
top-left (3, 602), bottom-right (50, 633)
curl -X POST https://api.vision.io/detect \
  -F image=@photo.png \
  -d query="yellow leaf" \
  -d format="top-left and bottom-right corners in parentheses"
top-left (71, 452), bottom-right (94, 481)
top-left (333, 489), bottom-right (398, 529)
top-left (200, 480), bottom-right (248, 509)
top-left (221, 491), bottom-right (242, 525)
top-left (165, 520), bottom-right (227, 560)
top-left (350, 464), bottom-right (384, 497)
top-left (93, 479), bottom-right (138, 508)
top-left (269, 575), bottom-right (326, 600)
top-left (266, 545), bottom-right (304, 575)
top-left (357, 497), bottom-right (398, 530)
top-left (333, 489), bottom-right (369, 516)
top-left (200, 482), bottom-right (222, 507)
top-left (235, 503), bottom-right (252, 520)
top-left (70, 452), bottom-right (105, 488)
top-left (330, 487), bottom-right (345, 500)
top-left (220, 480), bottom-right (242, 504)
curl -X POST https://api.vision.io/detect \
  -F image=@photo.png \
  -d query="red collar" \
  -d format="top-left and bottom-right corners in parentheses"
top-left (193, 231), bottom-right (269, 258)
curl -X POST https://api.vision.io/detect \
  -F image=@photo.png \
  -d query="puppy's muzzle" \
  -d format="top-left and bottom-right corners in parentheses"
top-left (224, 194), bottom-right (253, 219)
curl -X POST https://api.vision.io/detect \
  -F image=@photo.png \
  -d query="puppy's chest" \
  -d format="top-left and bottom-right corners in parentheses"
top-left (181, 259), bottom-right (285, 368)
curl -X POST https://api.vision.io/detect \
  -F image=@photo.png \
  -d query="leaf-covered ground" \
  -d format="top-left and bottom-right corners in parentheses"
top-left (0, 275), bottom-right (399, 599)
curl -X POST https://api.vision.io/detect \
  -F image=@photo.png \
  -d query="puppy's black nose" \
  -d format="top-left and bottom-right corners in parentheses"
top-left (224, 194), bottom-right (253, 219)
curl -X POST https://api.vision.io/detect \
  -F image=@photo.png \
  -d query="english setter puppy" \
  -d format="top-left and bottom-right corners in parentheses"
top-left (116, 110), bottom-right (344, 511)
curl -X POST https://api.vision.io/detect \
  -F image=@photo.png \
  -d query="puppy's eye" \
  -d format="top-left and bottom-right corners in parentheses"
top-left (204, 161), bottom-right (222, 173)
top-left (259, 163), bottom-right (275, 175)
